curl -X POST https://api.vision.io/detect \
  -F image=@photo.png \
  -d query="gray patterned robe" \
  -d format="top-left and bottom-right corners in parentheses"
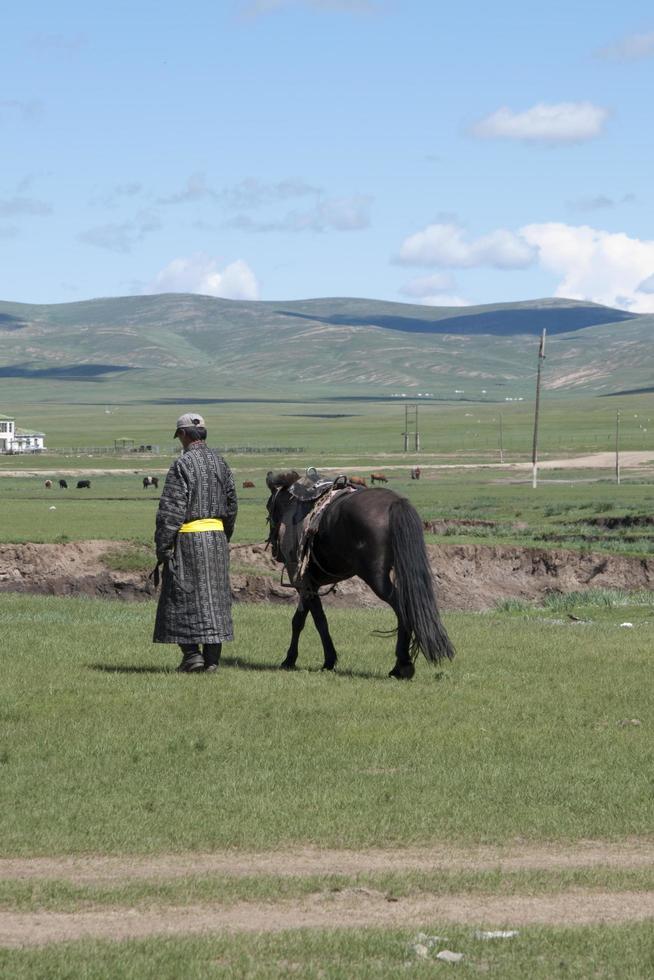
top-left (153, 442), bottom-right (238, 644)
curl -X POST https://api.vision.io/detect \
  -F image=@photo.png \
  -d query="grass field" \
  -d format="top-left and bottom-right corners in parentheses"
top-left (2, 466), bottom-right (654, 558)
top-left (2, 594), bottom-right (652, 853)
top-left (2, 390), bottom-right (653, 458)
top-left (2, 388), bottom-right (654, 974)
top-left (1, 923), bottom-right (653, 978)
top-left (1, 593), bottom-right (653, 974)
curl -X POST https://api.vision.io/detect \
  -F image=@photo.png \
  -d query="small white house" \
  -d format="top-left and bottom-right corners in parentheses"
top-left (0, 414), bottom-right (46, 453)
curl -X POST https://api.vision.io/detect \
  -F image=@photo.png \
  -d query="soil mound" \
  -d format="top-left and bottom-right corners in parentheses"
top-left (1, 540), bottom-right (653, 610)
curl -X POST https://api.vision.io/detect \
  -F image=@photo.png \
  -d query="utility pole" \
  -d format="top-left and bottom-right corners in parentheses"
top-left (499, 413), bottom-right (504, 464)
top-left (403, 404), bottom-right (419, 452)
top-left (531, 329), bottom-right (546, 489)
top-left (615, 409), bottom-right (621, 485)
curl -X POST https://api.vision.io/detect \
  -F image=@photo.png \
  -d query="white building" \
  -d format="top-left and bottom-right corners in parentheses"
top-left (0, 414), bottom-right (46, 453)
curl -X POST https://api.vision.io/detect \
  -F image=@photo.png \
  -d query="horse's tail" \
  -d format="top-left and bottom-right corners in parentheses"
top-left (389, 497), bottom-right (455, 664)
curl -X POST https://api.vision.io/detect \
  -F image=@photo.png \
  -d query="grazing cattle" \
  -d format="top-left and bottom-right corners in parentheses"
top-left (76, 480), bottom-right (91, 489)
top-left (349, 475), bottom-right (367, 487)
top-left (142, 476), bottom-right (159, 489)
top-left (44, 479), bottom-right (53, 489)
top-left (370, 472), bottom-right (388, 485)
top-left (242, 480), bottom-right (256, 489)
top-left (411, 466), bottom-right (421, 480)
top-left (59, 479), bottom-right (68, 489)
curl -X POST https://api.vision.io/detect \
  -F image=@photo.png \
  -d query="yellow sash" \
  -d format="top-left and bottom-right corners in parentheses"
top-left (179, 518), bottom-right (224, 533)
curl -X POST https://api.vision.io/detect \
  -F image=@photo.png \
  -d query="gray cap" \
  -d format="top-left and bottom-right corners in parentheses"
top-left (174, 412), bottom-right (205, 435)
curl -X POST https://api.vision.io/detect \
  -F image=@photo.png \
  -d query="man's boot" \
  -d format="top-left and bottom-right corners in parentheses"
top-left (176, 644), bottom-right (204, 673)
top-left (203, 643), bottom-right (222, 673)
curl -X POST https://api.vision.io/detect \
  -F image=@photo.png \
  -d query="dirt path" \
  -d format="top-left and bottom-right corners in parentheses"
top-left (2, 889), bottom-right (654, 948)
top-left (1, 450), bottom-right (654, 479)
top-left (2, 842), bottom-right (653, 947)
top-left (2, 840), bottom-right (654, 883)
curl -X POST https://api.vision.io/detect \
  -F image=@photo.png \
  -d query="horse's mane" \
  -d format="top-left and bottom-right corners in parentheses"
top-left (266, 469), bottom-right (300, 492)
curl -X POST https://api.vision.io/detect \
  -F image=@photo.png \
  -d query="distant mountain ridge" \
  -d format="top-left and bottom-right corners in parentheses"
top-left (0, 293), bottom-right (651, 399)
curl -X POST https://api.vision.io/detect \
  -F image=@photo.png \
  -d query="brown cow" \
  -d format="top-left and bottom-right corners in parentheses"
top-left (44, 479), bottom-right (53, 489)
top-left (411, 466), bottom-right (421, 480)
top-left (242, 480), bottom-right (255, 489)
top-left (349, 475), bottom-right (367, 487)
top-left (370, 472), bottom-right (388, 485)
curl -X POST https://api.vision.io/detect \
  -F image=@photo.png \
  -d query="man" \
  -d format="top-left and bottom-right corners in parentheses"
top-left (153, 412), bottom-right (238, 672)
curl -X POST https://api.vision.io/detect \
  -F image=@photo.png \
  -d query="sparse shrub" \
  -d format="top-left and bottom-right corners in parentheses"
top-left (495, 597), bottom-right (531, 613)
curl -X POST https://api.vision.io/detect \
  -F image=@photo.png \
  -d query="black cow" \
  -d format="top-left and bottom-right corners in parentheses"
top-left (59, 479), bottom-right (68, 489)
top-left (76, 480), bottom-right (91, 489)
top-left (143, 476), bottom-right (159, 489)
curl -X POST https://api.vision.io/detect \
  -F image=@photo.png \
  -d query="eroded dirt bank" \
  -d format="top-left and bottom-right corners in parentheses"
top-left (1, 540), bottom-right (653, 610)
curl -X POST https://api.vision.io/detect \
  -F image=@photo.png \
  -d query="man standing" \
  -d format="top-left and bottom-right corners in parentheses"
top-left (153, 413), bottom-right (238, 672)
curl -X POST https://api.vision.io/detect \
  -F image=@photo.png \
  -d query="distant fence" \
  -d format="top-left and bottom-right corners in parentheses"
top-left (214, 447), bottom-right (305, 454)
top-left (46, 446), bottom-right (161, 456)
top-left (41, 445), bottom-right (306, 457)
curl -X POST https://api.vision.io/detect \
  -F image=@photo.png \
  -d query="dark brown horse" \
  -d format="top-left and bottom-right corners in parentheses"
top-left (266, 472), bottom-right (454, 679)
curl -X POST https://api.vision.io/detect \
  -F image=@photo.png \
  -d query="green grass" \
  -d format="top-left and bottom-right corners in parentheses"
top-left (2, 389), bottom-right (654, 459)
top-left (1, 923), bottom-right (653, 978)
top-left (1, 595), bottom-right (652, 855)
top-left (2, 866), bottom-right (654, 914)
top-left (2, 464), bottom-right (654, 555)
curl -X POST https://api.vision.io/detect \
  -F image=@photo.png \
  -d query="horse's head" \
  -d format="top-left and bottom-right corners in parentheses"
top-left (265, 470), bottom-right (300, 560)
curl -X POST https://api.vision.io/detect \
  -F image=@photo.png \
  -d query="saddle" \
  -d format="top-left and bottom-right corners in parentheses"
top-left (289, 470), bottom-right (349, 502)
top-left (269, 471), bottom-right (357, 590)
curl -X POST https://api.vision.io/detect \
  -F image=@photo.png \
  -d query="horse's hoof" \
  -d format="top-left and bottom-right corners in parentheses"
top-left (279, 661), bottom-right (296, 671)
top-left (321, 663), bottom-right (336, 672)
top-left (388, 665), bottom-right (415, 680)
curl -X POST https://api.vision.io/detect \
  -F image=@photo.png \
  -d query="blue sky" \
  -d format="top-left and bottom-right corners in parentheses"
top-left (2, 0), bottom-right (654, 310)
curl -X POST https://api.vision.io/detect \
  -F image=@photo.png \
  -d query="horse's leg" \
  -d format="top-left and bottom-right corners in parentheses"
top-left (388, 615), bottom-right (415, 680)
top-left (307, 594), bottom-right (338, 671)
top-left (280, 598), bottom-right (309, 670)
top-left (363, 566), bottom-right (415, 681)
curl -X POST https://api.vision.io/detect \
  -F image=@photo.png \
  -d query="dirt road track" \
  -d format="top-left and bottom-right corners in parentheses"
top-left (2, 842), bottom-right (653, 947)
top-left (2, 890), bottom-right (654, 948)
top-left (3, 841), bottom-right (654, 883)
top-left (2, 450), bottom-right (654, 479)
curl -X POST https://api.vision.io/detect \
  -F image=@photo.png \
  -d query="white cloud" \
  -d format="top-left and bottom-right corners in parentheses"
top-left (416, 294), bottom-right (471, 308)
top-left (596, 31), bottom-right (654, 61)
top-left (636, 273), bottom-right (654, 294)
top-left (222, 176), bottom-right (320, 209)
top-left (157, 172), bottom-right (217, 205)
top-left (0, 196), bottom-right (52, 217)
top-left (146, 254), bottom-right (260, 300)
top-left (399, 273), bottom-right (455, 297)
top-left (472, 102), bottom-right (609, 144)
top-left (227, 194), bottom-right (372, 232)
top-left (0, 99), bottom-right (44, 121)
top-left (78, 210), bottom-right (160, 253)
top-left (568, 193), bottom-right (636, 213)
top-left (398, 273), bottom-right (470, 307)
top-left (398, 222), bottom-right (537, 269)
top-left (520, 222), bottom-right (654, 313)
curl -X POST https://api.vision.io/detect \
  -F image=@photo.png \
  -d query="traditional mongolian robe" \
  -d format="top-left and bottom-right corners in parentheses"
top-left (153, 442), bottom-right (238, 644)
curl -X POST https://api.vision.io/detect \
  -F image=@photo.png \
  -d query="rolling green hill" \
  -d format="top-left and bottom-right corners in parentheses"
top-left (0, 293), bottom-right (652, 403)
